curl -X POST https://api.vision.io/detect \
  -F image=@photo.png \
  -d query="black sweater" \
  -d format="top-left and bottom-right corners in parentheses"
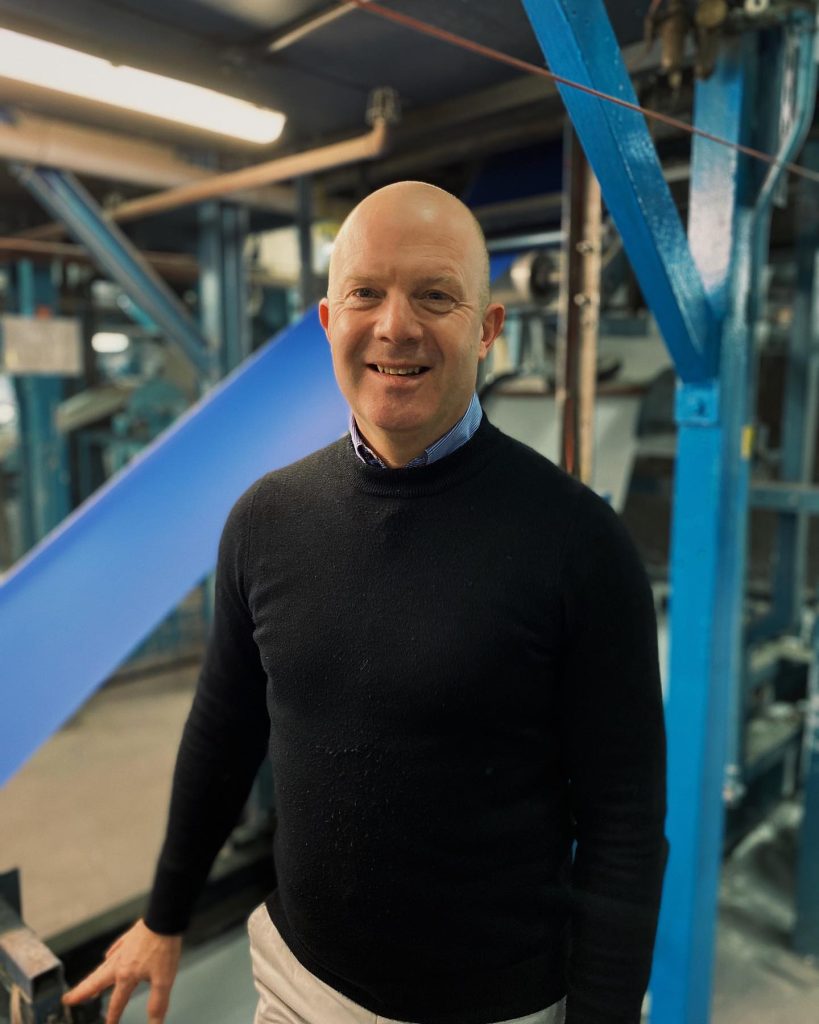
top-left (146, 416), bottom-right (667, 1024)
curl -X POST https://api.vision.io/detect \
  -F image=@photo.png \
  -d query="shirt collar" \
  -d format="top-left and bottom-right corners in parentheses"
top-left (349, 392), bottom-right (483, 469)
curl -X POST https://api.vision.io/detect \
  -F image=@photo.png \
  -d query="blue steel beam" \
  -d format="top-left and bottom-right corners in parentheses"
top-left (10, 166), bottom-right (213, 376)
top-left (651, 34), bottom-right (757, 1024)
top-left (520, 0), bottom-right (717, 382)
top-left (0, 256), bottom-right (515, 785)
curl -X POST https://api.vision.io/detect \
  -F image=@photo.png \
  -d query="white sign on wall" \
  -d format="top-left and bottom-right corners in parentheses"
top-left (0, 315), bottom-right (84, 376)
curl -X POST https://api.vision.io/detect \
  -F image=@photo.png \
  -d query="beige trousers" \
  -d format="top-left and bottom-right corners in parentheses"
top-left (247, 903), bottom-right (566, 1024)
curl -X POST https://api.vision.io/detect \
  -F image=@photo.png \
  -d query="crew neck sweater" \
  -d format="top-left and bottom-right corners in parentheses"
top-left (146, 416), bottom-right (667, 1024)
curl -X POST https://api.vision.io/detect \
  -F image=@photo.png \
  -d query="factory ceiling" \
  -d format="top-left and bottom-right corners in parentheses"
top-left (0, 2), bottom-right (768, 242)
top-left (0, 1), bottom-right (651, 148)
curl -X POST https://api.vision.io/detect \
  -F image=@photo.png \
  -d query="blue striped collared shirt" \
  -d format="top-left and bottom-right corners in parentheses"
top-left (350, 392), bottom-right (483, 468)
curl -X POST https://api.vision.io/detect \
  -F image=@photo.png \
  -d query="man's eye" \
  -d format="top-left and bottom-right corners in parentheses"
top-left (349, 288), bottom-right (378, 300)
top-left (423, 291), bottom-right (455, 305)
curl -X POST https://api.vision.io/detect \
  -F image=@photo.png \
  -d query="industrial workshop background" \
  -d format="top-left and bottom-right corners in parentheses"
top-left (1, 2), bottom-right (818, 1023)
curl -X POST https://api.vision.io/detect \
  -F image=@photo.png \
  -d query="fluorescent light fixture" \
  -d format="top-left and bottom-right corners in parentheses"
top-left (0, 29), bottom-right (286, 144)
top-left (92, 332), bottom-right (130, 354)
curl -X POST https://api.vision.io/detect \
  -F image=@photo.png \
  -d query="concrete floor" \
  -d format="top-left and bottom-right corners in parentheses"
top-left (0, 666), bottom-right (198, 938)
top-left (1, 668), bottom-right (818, 1023)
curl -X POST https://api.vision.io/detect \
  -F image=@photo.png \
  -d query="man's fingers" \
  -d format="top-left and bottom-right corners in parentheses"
top-left (105, 978), bottom-right (139, 1024)
top-left (105, 935), bottom-right (126, 959)
top-left (63, 961), bottom-right (115, 1004)
top-left (146, 981), bottom-right (171, 1024)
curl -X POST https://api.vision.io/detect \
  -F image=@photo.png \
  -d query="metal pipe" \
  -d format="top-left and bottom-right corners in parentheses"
top-left (268, 1), bottom-right (368, 52)
top-left (1, 112), bottom-right (295, 214)
top-left (577, 151), bottom-right (602, 486)
top-left (89, 118), bottom-right (389, 226)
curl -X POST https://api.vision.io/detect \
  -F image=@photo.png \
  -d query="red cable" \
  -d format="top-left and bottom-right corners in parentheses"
top-left (344, 0), bottom-right (819, 187)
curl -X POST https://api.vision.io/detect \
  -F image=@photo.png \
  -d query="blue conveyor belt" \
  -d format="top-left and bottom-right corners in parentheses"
top-left (0, 254), bottom-right (517, 785)
top-left (0, 314), bottom-right (347, 785)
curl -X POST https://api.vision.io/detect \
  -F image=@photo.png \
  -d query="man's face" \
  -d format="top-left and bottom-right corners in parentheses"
top-left (319, 188), bottom-right (503, 462)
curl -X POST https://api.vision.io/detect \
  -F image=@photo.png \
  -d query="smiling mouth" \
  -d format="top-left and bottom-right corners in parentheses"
top-left (368, 364), bottom-right (430, 376)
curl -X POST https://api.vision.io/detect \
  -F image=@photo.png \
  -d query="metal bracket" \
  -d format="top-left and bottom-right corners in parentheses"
top-left (675, 380), bottom-right (720, 426)
top-left (0, 886), bottom-right (68, 1024)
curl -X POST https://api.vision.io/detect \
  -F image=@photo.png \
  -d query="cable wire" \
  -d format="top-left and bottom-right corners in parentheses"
top-left (344, 0), bottom-right (819, 187)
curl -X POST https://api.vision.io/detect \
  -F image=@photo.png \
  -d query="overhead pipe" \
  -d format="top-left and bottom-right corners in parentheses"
top-left (267, 1), bottom-right (369, 52)
top-left (100, 110), bottom-right (392, 224)
top-left (22, 91), bottom-right (395, 241)
top-left (1, 113), bottom-right (295, 216)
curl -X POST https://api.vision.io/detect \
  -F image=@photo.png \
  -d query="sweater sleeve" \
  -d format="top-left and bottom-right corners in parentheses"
top-left (144, 484), bottom-right (270, 934)
top-left (559, 491), bottom-right (668, 1023)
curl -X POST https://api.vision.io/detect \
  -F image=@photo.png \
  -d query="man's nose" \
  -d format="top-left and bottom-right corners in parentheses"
top-left (374, 293), bottom-right (423, 343)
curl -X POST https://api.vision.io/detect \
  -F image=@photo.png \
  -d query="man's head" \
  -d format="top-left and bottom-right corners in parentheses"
top-left (319, 181), bottom-right (504, 468)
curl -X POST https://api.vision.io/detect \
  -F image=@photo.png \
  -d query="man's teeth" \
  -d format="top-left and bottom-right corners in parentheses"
top-left (376, 365), bottom-right (424, 375)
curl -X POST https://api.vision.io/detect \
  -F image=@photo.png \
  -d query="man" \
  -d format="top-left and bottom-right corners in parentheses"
top-left (63, 181), bottom-right (667, 1024)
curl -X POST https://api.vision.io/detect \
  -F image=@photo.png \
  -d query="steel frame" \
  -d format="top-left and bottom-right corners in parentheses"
top-left (11, 166), bottom-right (214, 376)
top-left (769, 140), bottom-right (819, 633)
top-left (520, 2), bottom-right (818, 1021)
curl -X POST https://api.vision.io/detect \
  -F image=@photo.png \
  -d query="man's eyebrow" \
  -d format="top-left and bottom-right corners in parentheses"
top-left (415, 275), bottom-right (464, 290)
top-left (338, 274), bottom-right (380, 287)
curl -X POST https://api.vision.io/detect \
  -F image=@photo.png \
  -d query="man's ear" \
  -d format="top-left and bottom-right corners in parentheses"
top-left (318, 298), bottom-right (331, 338)
top-left (478, 303), bottom-right (505, 360)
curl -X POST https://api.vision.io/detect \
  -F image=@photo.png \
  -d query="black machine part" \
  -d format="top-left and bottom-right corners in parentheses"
top-left (0, 871), bottom-right (101, 1024)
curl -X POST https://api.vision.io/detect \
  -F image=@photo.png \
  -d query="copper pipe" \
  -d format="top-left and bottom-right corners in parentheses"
top-left (21, 117), bottom-right (389, 241)
top-left (108, 117), bottom-right (390, 222)
top-left (576, 163), bottom-right (602, 487)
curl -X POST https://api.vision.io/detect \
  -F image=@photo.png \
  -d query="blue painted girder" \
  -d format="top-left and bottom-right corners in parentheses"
top-left (520, 0), bottom-right (718, 381)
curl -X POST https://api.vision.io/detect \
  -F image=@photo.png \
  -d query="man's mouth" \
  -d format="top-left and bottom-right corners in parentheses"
top-left (368, 364), bottom-right (430, 376)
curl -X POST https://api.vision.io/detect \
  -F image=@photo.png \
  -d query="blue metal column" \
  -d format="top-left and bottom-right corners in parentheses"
top-left (198, 201), bottom-right (251, 376)
top-left (770, 140), bottom-right (819, 633)
top-left (11, 166), bottom-right (214, 377)
top-left (10, 260), bottom-right (71, 551)
top-left (519, 4), bottom-right (817, 1022)
top-left (654, 31), bottom-right (757, 1010)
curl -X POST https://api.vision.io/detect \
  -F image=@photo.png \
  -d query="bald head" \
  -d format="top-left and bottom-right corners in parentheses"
top-left (329, 181), bottom-right (491, 311)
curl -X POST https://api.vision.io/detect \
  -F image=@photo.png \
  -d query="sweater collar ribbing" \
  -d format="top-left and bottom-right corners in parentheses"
top-left (339, 415), bottom-right (505, 498)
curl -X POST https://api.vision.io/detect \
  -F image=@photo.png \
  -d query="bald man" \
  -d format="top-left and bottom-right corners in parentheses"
top-left (64, 183), bottom-right (667, 1024)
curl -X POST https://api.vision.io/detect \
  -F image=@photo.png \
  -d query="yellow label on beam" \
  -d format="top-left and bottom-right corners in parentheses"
top-left (741, 424), bottom-right (754, 460)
